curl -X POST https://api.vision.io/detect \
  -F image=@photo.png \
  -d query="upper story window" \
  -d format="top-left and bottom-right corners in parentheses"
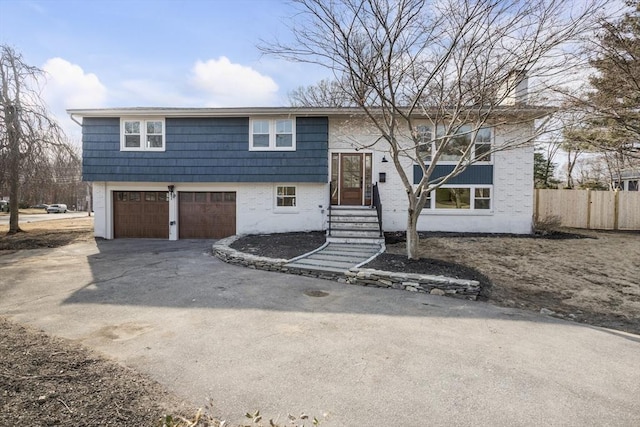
top-left (416, 124), bottom-right (492, 163)
top-left (250, 118), bottom-right (296, 151)
top-left (121, 118), bottom-right (165, 151)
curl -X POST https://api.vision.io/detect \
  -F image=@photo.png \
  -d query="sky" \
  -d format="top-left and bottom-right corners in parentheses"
top-left (0, 0), bottom-right (331, 140)
top-left (0, 0), bottom-right (628, 143)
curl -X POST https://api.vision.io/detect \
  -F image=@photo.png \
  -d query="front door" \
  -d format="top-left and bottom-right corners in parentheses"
top-left (331, 153), bottom-right (372, 206)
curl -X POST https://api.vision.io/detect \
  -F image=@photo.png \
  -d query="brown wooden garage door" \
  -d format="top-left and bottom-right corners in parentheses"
top-left (113, 191), bottom-right (169, 238)
top-left (179, 192), bottom-right (236, 239)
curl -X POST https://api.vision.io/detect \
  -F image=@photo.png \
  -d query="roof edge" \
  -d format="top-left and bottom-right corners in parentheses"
top-left (67, 105), bottom-right (556, 119)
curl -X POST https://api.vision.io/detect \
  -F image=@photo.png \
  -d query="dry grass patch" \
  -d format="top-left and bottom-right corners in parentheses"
top-left (0, 216), bottom-right (94, 250)
top-left (383, 230), bottom-right (640, 335)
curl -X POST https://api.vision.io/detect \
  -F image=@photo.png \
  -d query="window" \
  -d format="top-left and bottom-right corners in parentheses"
top-left (121, 118), bottom-right (165, 151)
top-left (276, 186), bottom-right (296, 207)
top-left (436, 188), bottom-right (471, 209)
top-left (416, 125), bottom-right (432, 161)
top-left (415, 124), bottom-right (492, 163)
top-left (440, 125), bottom-right (472, 161)
top-left (628, 180), bottom-right (638, 191)
top-left (474, 188), bottom-right (491, 209)
top-left (475, 128), bottom-right (492, 161)
top-left (250, 118), bottom-right (295, 150)
top-left (417, 186), bottom-right (492, 211)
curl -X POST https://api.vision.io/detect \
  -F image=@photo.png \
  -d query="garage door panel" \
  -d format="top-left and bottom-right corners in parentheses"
top-left (179, 192), bottom-right (236, 239)
top-left (113, 191), bottom-right (169, 239)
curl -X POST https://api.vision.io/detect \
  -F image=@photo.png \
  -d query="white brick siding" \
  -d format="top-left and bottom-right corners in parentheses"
top-left (328, 118), bottom-right (534, 234)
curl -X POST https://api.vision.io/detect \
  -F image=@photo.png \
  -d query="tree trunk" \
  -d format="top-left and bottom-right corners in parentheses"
top-left (406, 210), bottom-right (420, 260)
top-left (8, 171), bottom-right (22, 234)
top-left (7, 104), bottom-right (21, 234)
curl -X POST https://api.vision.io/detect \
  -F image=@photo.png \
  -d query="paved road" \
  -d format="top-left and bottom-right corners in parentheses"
top-left (0, 211), bottom-right (89, 225)
top-left (0, 239), bottom-right (638, 426)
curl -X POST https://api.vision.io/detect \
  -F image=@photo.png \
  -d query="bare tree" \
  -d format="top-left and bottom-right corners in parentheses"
top-left (0, 45), bottom-right (65, 233)
top-left (262, 0), bottom-right (603, 258)
top-left (289, 78), bottom-right (354, 107)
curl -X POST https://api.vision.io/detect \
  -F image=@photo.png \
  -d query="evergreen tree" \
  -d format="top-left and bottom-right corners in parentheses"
top-left (572, 1), bottom-right (640, 158)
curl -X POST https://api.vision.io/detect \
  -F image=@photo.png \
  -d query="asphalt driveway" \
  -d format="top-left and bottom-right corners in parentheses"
top-left (0, 239), bottom-right (638, 426)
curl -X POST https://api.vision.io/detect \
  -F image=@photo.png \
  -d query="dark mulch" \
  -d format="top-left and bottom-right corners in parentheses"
top-left (230, 231), bottom-right (326, 260)
top-left (364, 253), bottom-right (492, 294)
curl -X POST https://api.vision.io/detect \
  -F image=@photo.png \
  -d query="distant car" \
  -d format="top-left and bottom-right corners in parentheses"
top-left (47, 204), bottom-right (67, 213)
top-left (0, 200), bottom-right (8, 212)
top-left (32, 204), bottom-right (49, 210)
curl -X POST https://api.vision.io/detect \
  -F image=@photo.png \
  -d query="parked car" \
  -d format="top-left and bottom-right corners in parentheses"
top-left (47, 204), bottom-right (67, 213)
top-left (32, 203), bottom-right (49, 210)
top-left (0, 200), bottom-right (8, 212)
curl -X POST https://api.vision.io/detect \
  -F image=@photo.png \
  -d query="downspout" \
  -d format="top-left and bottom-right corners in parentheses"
top-left (69, 113), bottom-right (82, 127)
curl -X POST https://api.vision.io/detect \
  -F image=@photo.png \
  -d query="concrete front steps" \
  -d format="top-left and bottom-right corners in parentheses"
top-left (285, 242), bottom-right (383, 274)
top-left (327, 205), bottom-right (384, 244)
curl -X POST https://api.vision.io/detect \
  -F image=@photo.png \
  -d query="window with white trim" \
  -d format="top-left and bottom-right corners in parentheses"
top-left (474, 188), bottom-right (491, 209)
top-left (415, 125), bottom-right (492, 162)
top-left (276, 186), bottom-right (296, 207)
top-left (250, 118), bottom-right (296, 151)
top-left (417, 186), bottom-right (492, 211)
top-left (121, 118), bottom-right (165, 151)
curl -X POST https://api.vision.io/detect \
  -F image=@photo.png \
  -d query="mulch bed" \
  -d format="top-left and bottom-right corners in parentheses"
top-left (230, 231), bottom-right (326, 260)
top-left (230, 231), bottom-right (491, 297)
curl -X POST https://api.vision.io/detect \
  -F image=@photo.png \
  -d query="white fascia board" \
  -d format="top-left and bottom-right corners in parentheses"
top-left (66, 105), bottom-right (555, 121)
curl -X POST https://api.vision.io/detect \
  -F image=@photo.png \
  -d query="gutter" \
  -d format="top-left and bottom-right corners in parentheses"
top-left (69, 113), bottom-right (82, 127)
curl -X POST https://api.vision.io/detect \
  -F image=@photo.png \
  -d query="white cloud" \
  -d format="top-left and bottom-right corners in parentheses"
top-left (190, 57), bottom-right (278, 106)
top-left (116, 79), bottom-right (196, 107)
top-left (41, 58), bottom-right (108, 142)
top-left (42, 57), bottom-right (107, 109)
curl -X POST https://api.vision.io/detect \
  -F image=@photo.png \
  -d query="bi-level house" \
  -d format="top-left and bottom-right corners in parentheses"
top-left (69, 106), bottom-right (546, 240)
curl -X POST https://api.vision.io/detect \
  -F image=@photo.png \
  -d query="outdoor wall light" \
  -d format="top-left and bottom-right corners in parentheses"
top-left (168, 185), bottom-right (175, 199)
top-left (381, 155), bottom-right (389, 163)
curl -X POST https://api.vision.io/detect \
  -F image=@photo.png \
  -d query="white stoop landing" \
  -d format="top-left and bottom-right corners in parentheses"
top-left (285, 242), bottom-right (384, 274)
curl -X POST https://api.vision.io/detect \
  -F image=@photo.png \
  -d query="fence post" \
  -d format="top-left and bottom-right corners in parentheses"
top-left (614, 189), bottom-right (620, 231)
top-left (534, 188), bottom-right (540, 224)
top-left (586, 189), bottom-right (591, 229)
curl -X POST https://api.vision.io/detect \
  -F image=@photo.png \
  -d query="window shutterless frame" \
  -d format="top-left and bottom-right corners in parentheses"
top-left (120, 118), bottom-right (165, 152)
top-left (415, 124), bottom-right (493, 163)
top-left (249, 118), bottom-right (296, 151)
top-left (275, 185), bottom-right (297, 208)
top-left (416, 185), bottom-right (493, 212)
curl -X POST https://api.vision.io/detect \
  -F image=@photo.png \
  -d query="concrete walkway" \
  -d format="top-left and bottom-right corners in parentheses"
top-left (285, 242), bottom-right (383, 273)
top-left (1, 239), bottom-right (639, 426)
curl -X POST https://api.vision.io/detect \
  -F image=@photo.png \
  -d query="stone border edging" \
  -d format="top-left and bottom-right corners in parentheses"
top-left (212, 235), bottom-right (480, 300)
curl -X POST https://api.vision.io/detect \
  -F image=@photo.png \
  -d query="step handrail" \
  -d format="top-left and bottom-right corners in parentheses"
top-left (328, 181), bottom-right (333, 236)
top-left (372, 183), bottom-right (383, 237)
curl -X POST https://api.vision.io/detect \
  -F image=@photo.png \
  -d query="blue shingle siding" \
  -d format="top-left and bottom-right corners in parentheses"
top-left (413, 164), bottom-right (493, 185)
top-left (82, 116), bottom-right (329, 182)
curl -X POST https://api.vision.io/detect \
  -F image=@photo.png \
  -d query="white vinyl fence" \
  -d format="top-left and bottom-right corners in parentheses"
top-left (535, 189), bottom-right (640, 230)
